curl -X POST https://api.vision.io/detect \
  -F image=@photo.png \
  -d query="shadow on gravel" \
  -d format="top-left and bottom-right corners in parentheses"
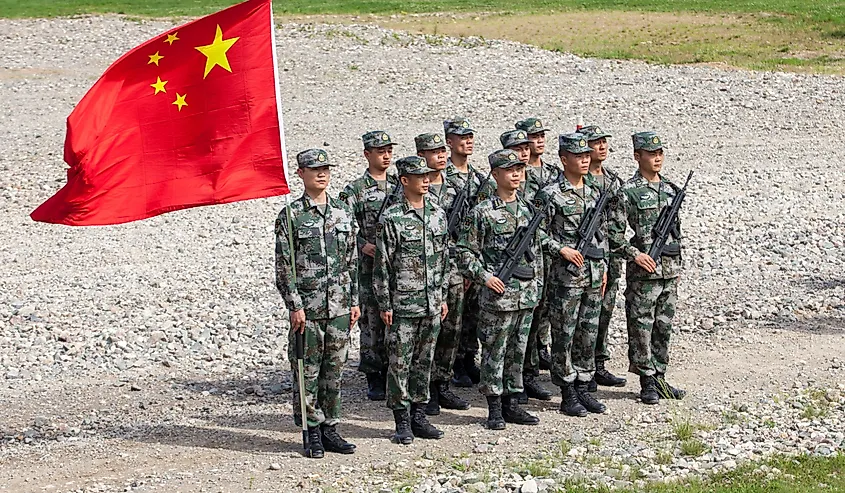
top-left (211, 412), bottom-right (392, 440)
top-left (129, 424), bottom-right (300, 453)
top-left (771, 315), bottom-right (845, 335)
top-left (800, 275), bottom-right (845, 291)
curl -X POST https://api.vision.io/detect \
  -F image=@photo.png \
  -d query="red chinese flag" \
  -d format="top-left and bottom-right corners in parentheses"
top-left (31, 0), bottom-right (289, 226)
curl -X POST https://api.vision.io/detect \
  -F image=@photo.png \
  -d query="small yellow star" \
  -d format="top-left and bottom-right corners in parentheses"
top-left (148, 51), bottom-right (164, 66)
top-left (150, 77), bottom-right (167, 95)
top-left (164, 32), bottom-right (179, 45)
top-left (195, 25), bottom-right (239, 79)
top-left (172, 93), bottom-right (188, 111)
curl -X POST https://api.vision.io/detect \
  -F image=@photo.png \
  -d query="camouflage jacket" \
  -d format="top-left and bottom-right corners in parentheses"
top-left (426, 171), bottom-right (462, 286)
top-left (340, 170), bottom-right (400, 271)
top-left (536, 174), bottom-right (607, 289)
top-left (373, 196), bottom-right (450, 317)
top-left (456, 195), bottom-right (545, 311)
top-left (274, 193), bottom-right (359, 320)
top-left (445, 159), bottom-right (486, 201)
top-left (590, 164), bottom-right (626, 258)
top-left (608, 170), bottom-right (683, 281)
top-left (523, 158), bottom-right (563, 202)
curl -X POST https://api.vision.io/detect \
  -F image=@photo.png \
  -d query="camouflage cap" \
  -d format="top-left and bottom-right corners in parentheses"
top-left (488, 149), bottom-right (523, 169)
top-left (632, 131), bottom-right (664, 151)
top-left (362, 130), bottom-right (395, 149)
top-left (296, 148), bottom-right (334, 168)
top-left (499, 129), bottom-right (530, 148)
top-left (580, 125), bottom-right (612, 142)
top-left (515, 117), bottom-right (550, 135)
top-left (443, 117), bottom-right (475, 136)
top-left (558, 133), bottom-right (591, 154)
top-left (415, 133), bottom-right (447, 151)
top-left (395, 156), bottom-right (429, 176)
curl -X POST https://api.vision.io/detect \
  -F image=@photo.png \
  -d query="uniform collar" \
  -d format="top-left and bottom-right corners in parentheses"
top-left (400, 195), bottom-right (433, 215)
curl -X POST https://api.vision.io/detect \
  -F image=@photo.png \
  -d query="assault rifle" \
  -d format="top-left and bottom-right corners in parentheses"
top-left (447, 170), bottom-right (487, 240)
top-left (565, 187), bottom-right (613, 275)
top-left (376, 180), bottom-right (403, 226)
top-left (648, 171), bottom-right (693, 260)
top-left (494, 201), bottom-right (545, 284)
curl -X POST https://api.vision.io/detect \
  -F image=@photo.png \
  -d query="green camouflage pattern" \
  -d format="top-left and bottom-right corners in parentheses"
top-left (488, 149), bottom-right (523, 169)
top-left (415, 133), bottom-right (447, 152)
top-left (274, 194), bottom-right (359, 320)
top-left (362, 130), bottom-right (395, 149)
top-left (477, 307), bottom-right (534, 396)
top-left (625, 277), bottom-right (678, 376)
top-left (296, 148), bottom-right (334, 168)
top-left (632, 131), bottom-right (664, 151)
top-left (373, 196), bottom-right (450, 318)
top-left (396, 155), bottom-right (430, 175)
top-left (289, 315), bottom-right (351, 427)
top-left (515, 117), bottom-right (550, 134)
top-left (444, 117), bottom-right (475, 136)
top-left (499, 130), bottom-right (530, 149)
top-left (386, 315), bottom-right (441, 410)
top-left (547, 285), bottom-right (603, 385)
top-left (523, 157), bottom-right (563, 202)
top-left (458, 283), bottom-right (481, 360)
top-left (558, 133), bottom-right (591, 154)
top-left (608, 170), bottom-right (683, 281)
top-left (580, 125), bottom-right (612, 141)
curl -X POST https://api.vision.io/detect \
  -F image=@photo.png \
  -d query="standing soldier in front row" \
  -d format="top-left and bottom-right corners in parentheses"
top-left (275, 149), bottom-right (361, 458)
top-left (374, 156), bottom-right (451, 444)
top-left (341, 131), bottom-right (399, 402)
top-left (609, 132), bottom-right (686, 405)
top-left (457, 149), bottom-right (545, 430)
top-left (580, 125), bottom-right (628, 392)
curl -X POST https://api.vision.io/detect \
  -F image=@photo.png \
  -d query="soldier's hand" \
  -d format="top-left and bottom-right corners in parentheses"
top-left (440, 302), bottom-right (449, 321)
top-left (486, 276), bottom-right (506, 294)
top-left (362, 243), bottom-right (377, 258)
top-left (463, 279), bottom-right (471, 291)
top-left (290, 309), bottom-right (307, 334)
top-left (350, 306), bottom-right (361, 327)
top-left (380, 310), bottom-right (393, 327)
top-left (601, 272), bottom-right (608, 297)
top-left (560, 247), bottom-right (584, 267)
top-left (634, 253), bottom-right (657, 273)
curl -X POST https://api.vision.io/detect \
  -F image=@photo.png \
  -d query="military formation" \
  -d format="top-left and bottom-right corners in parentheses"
top-left (274, 118), bottom-right (690, 458)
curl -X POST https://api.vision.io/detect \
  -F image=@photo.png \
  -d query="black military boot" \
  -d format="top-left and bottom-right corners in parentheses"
top-left (451, 358), bottom-right (473, 388)
top-left (594, 361), bottom-right (627, 388)
top-left (410, 403), bottom-right (444, 439)
top-left (486, 395), bottom-right (505, 430)
top-left (655, 373), bottom-right (687, 400)
top-left (559, 383), bottom-right (587, 417)
top-left (575, 381), bottom-right (607, 414)
top-left (425, 382), bottom-right (441, 416)
top-left (366, 372), bottom-right (386, 401)
top-left (392, 409), bottom-right (414, 445)
top-left (524, 372), bottom-right (553, 401)
top-left (587, 377), bottom-right (598, 393)
top-left (437, 381), bottom-right (470, 410)
top-left (306, 426), bottom-right (324, 458)
top-left (516, 390), bottom-right (529, 404)
top-left (502, 394), bottom-right (540, 425)
top-left (639, 375), bottom-right (660, 405)
top-left (464, 352), bottom-right (481, 385)
top-left (538, 346), bottom-right (552, 371)
top-left (320, 424), bottom-right (355, 454)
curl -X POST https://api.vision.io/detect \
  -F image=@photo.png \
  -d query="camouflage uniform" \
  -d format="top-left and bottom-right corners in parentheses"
top-left (373, 156), bottom-right (450, 412)
top-left (608, 133), bottom-right (682, 378)
top-left (340, 131), bottom-right (399, 377)
top-left (275, 149), bottom-right (359, 428)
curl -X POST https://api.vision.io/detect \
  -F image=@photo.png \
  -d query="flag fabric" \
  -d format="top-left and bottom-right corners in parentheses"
top-left (31, 0), bottom-right (289, 226)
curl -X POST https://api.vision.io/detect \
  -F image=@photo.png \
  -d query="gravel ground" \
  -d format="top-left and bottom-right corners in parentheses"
top-left (1, 16), bottom-right (844, 493)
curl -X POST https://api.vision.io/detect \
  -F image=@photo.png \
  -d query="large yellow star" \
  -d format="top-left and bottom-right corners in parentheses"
top-left (148, 51), bottom-right (164, 66)
top-left (164, 33), bottom-right (179, 45)
top-left (150, 77), bottom-right (167, 95)
top-left (194, 25), bottom-right (239, 79)
top-left (173, 93), bottom-right (187, 111)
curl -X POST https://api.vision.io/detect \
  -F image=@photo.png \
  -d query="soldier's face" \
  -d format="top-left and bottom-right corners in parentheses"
top-left (492, 165), bottom-right (525, 192)
top-left (528, 132), bottom-right (545, 156)
top-left (589, 138), bottom-right (608, 162)
top-left (447, 134), bottom-right (474, 156)
top-left (560, 151), bottom-right (591, 175)
top-left (634, 149), bottom-right (664, 173)
top-left (364, 146), bottom-right (393, 171)
top-left (420, 147), bottom-right (448, 170)
top-left (401, 174), bottom-right (430, 195)
top-left (298, 166), bottom-right (330, 191)
top-left (509, 143), bottom-right (531, 163)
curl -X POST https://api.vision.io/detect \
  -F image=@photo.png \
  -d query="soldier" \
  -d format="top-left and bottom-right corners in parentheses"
top-left (472, 130), bottom-right (532, 202)
top-left (443, 117), bottom-right (485, 389)
top-left (373, 156), bottom-right (451, 444)
top-left (341, 131), bottom-right (399, 401)
top-left (275, 149), bottom-right (361, 458)
top-left (515, 117), bottom-right (563, 201)
top-left (536, 134), bottom-right (608, 418)
top-left (608, 132), bottom-right (686, 405)
top-left (456, 149), bottom-right (545, 430)
top-left (580, 125), bottom-right (628, 392)
top-left (414, 132), bottom-right (471, 415)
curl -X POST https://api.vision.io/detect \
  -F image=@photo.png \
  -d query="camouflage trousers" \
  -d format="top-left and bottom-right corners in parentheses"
top-left (548, 284), bottom-right (602, 385)
top-left (386, 315), bottom-right (441, 411)
top-left (477, 308), bottom-right (534, 396)
top-left (431, 282), bottom-right (464, 382)
top-left (625, 277), bottom-right (678, 376)
top-left (524, 277), bottom-right (552, 375)
top-left (288, 315), bottom-right (351, 427)
top-left (595, 255), bottom-right (624, 363)
top-left (457, 283), bottom-right (481, 360)
top-left (357, 269), bottom-right (387, 375)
